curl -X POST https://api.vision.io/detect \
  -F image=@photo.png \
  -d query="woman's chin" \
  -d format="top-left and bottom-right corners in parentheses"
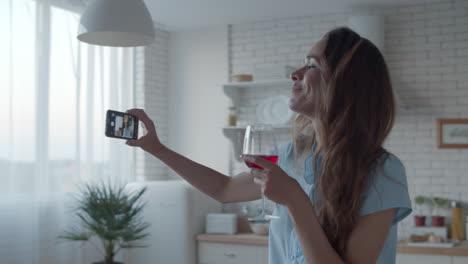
top-left (289, 98), bottom-right (301, 112)
top-left (289, 100), bottom-right (312, 117)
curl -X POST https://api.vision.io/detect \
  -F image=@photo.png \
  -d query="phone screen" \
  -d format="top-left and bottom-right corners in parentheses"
top-left (105, 110), bottom-right (139, 140)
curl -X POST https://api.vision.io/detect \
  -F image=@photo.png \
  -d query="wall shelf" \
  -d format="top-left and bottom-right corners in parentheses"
top-left (223, 79), bottom-right (291, 89)
top-left (223, 79), bottom-right (291, 106)
top-left (222, 79), bottom-right (293, 162)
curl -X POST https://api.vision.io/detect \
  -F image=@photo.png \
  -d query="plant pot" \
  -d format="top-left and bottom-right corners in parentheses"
top-left (431, 216), bottom-right (445, 227)
top-left (93, 261), bottom-right (124, 264)
top-left (414, 215), bottom-right (426, 226)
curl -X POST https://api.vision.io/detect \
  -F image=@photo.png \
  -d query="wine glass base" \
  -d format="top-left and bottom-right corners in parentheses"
top-left (265, 214), bottom-right (280, 220)
top-left (248, 214), bottom-right (280, 221)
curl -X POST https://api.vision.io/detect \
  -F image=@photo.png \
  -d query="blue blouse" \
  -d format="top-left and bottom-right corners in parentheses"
top-left (268, 142), bottom-right (412, 264)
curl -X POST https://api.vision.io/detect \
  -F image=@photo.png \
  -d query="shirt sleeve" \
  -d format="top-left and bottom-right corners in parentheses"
top-left (359, 154), bottom-right (412, 225)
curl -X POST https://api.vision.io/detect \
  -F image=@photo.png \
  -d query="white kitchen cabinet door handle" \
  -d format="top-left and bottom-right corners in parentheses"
top-left (224, 253), bottom-right (236, 258)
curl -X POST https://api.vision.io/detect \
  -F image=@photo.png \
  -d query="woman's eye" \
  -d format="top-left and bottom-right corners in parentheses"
top-left (303, 57), bottom-right (319, 70)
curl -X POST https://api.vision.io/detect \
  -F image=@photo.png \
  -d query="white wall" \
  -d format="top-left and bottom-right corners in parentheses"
top-left (168, 27), bottom-right (230, 178)
top-left (135, 26), bottom-right (171, 181)
top-left (226, 0), bottom-right (468, 237)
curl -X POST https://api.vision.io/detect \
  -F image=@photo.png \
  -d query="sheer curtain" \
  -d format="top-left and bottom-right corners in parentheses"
top-left (0, 0), bottom-right (137, 263)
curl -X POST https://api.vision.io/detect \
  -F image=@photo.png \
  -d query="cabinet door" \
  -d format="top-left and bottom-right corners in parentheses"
top-left (396, 253), bottom-right (451, 264)
top-left (452, 256), bottom-right (468, 264)
top-left (199, 242), bottom-right (265, 264)
top-left (257, 246), bottom-right (269, 264)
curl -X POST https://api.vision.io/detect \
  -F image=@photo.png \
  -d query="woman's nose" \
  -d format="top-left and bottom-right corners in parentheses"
top-left (290, 67), bottom-right (304, 81)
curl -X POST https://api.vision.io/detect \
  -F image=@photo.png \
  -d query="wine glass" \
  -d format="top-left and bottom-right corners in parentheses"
top-left (243, 124), bottom-right (279, 221)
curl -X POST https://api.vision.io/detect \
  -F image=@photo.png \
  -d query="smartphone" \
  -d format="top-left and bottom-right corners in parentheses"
top-left (105, 110), bottom-right (139, 140)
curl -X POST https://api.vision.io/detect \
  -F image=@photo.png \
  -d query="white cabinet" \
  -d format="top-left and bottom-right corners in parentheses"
top-left (396, 253), bottom-right (468, 264)
top-left (452, 256), bottom-right (468, 264)
top-left (198, 242), bottom-right (268, 264)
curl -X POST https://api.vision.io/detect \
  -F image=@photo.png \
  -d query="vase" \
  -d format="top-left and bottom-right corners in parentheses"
top-left (92, 261), bottom-right (124, 264)
top-left (414, 215), bottom-right (426, 226)
top-left (431, 216), bottom-right (445, 227)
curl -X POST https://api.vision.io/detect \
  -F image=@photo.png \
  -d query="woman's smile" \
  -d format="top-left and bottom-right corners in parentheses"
top-left (292, 83), bottom-right (303, 93)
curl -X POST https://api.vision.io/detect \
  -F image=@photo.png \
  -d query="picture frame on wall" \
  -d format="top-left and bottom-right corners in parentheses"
top-left (437, 119), bottom-right (468, 148)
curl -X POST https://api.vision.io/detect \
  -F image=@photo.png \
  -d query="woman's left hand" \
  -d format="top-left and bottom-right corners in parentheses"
top-left (241, 154), bottom-right (302, 207)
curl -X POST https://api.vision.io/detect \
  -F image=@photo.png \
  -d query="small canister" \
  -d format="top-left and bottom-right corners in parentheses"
top-left (228, 106), bottom-right (237, 126)
top-left (451, 201), bottom-right (465, 240)
top-left (465, 216), bottom-right (468, 240)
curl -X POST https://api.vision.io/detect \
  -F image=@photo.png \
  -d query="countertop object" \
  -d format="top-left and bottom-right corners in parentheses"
top-left (249, 220), bottom-right (270, 235)
top-left (206, 213), bottom-right (237, 235)
top-left (230, 74), bottom-right (253, 82)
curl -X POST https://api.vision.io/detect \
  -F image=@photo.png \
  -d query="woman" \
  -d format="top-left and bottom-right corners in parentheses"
top-left (122, 114), bottom-right (134, 138)
top-left (125, 27), bottom-right (412, 264)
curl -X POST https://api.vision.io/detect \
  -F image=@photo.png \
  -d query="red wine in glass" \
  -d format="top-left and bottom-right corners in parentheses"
top-left (244, 155), bottom-right (278, 169)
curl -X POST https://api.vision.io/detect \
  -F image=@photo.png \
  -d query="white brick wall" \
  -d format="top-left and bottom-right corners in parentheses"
top-left (135, 26), bottom-right (170, 181)
top-left (225, 0), bottom-right (468, 237)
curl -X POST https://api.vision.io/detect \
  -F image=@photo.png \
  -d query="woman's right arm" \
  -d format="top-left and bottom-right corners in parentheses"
top-left (125, 109), bottom-right (261, 203)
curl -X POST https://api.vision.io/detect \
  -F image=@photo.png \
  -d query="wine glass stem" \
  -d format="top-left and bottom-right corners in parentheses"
top-left (261, 193), bottom-right (266, 215)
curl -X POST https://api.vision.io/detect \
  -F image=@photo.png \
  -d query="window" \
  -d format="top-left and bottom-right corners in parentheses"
top-left (1, 1), bottom-right (137, 194)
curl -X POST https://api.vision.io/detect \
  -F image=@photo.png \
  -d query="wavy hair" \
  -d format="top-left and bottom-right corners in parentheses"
top-left (292, 27), bottom-right (395, 258)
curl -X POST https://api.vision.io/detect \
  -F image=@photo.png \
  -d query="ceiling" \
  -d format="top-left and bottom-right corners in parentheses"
top-left (144, 0), bottom-right (440, 31)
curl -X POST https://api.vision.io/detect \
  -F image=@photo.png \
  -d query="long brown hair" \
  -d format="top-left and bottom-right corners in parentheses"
top-left (292, 27), bottom-right (395, 257)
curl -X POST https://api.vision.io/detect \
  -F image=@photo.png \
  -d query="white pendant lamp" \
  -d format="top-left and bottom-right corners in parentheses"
top-left (78, 0), bottom-right (155, 47)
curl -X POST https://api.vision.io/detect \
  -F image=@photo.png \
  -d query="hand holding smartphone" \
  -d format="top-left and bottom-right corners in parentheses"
top-left (105, 110), bottom-right (139, 140)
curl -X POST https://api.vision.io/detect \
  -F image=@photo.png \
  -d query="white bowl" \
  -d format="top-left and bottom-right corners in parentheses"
top-left (248, 220), bottom-right (270, 235)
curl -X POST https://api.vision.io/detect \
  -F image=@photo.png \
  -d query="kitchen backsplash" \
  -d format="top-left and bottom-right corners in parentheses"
top-left (223, 0), bottom-right (468, 239)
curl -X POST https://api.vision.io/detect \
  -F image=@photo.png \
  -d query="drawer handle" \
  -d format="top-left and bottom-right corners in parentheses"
top-left (224, 253), bottom-right (236, 258)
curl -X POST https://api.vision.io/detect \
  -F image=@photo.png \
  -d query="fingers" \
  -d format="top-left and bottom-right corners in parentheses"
top-left (126, 108), bottom-right (146, 116)
top-left (241, 154), bottom-right (276, 170)
top-left (251, 168), bottom-right (268, 184)
top-left (251, 168), bottom-right (268, 177)
top-left (126, 140), bottom-right (140, 147)
top-left (126, 109), bottom-right (152, 124)
top-left (253, 176), bottom-right (265, 188)
top-left (126, 109), bottom-right (155, 131)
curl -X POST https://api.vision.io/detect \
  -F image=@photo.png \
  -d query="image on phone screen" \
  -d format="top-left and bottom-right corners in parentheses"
top-left (105, 110), bottom-right (139, 140)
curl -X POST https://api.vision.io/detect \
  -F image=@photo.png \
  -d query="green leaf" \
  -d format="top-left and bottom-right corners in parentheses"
top-left (414, 195), bottom-right (427, 205)
top-left (58, 181), bottom-right (151, 260)
top-left (57, 230), bottom-right (91, 241)
top-left (430, 196), bottom-right (449, 208)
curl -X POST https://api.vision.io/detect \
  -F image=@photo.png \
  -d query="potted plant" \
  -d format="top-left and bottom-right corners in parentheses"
top-left (58, 181), bottom-right (150, 264)
top-left (413, 195), bottom-right (428, 227)
top-left (430, 196), bottom-right (449, 227)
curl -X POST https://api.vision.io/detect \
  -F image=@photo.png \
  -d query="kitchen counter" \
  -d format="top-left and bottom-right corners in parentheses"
top-left (196, 233), bottom-right (268, 246)
top-left (397, 241), bottom-right (468, 256)
top-left (197, 234), bottom-right (468, 256)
